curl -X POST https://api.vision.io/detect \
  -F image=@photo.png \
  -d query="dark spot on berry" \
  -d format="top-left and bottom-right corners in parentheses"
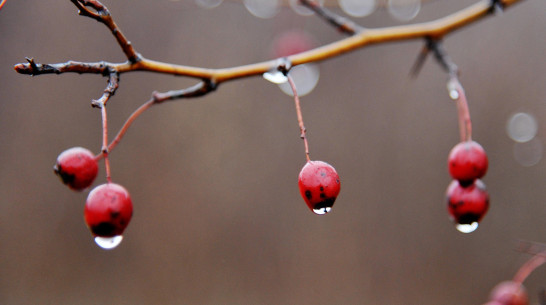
top-left (91, 222), bottom-right (117, 237)
top-left (458, 179), bottom-right (474, 187)
top-left (313, 197), bottom-right (336, 210)
top-left (320, 193), bottom-right (326, 199)
top-left (305, 190), bottom-right (312, 200)
top-left (457, 213), bottom-right (481, 225)
top-left (320, 186), bottom-right (324, 191)
top-left (110, 211), bottom-right (120, 219)
top-left (449, 200), bottom-right (464, 208)
top-left (54, 165), bottom-right (75, 185)
top-left (320, 171), bottom-right (326, 177)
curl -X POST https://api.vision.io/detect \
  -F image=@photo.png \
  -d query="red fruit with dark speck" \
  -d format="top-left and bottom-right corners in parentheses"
top-left (448, 140), bottom-right (488, 185)
top-left (54, 147), bottom-right (98, 191)
top-left (446, 179), bottom-right (489, 228)
top-left (298, 160), bottom-right (340, 215)
top-left (84, 183), bottom-right (133, 237)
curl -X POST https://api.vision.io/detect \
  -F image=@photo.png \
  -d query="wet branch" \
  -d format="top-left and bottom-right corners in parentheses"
top-left (15, 0), bottom-right (526, 89)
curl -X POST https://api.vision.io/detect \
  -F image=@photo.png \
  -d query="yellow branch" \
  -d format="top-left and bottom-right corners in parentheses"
top-left (118, 0), bottom-right (523, 84)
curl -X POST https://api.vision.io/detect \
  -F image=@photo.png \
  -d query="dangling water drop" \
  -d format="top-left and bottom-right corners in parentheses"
top-left (313, 206), bottom-right (332, 215)
top-left (455, 222), bottom-right (478, 233)
top-left (263, 70), bottom-right (288, 84)
top-left (447, 79), bottom-right (459, 100)
top-left (94, 235), bottom-right (123, 250)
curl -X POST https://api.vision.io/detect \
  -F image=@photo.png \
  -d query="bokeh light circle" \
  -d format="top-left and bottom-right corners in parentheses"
top-left (278, 64), bottom-right (320, 97)
top-left (506, 112), bottom-right (538, 143)
top-left (388, 0), bottom-right (421, 22)
top-left (244, 0), bottom-right (280, 19)
top-left (339, 0), bottom-right (377, 17)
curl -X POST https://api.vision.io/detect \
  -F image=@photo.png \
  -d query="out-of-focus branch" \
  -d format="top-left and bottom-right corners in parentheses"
top-left (299, 0), bottom-right (363, 35)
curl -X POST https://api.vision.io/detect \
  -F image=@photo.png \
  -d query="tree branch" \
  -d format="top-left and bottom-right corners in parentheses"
top-left (15, 0), bottom-right (525, 87)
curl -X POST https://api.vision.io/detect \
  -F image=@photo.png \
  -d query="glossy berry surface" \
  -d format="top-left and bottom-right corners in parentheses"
top-left (54, 147), bottom-right (98, 191)
top-left (298, 160), bottom-right (341, 215)
top-left (84, 183), bottom-right (133, 237)
top-left (488, 281), bottom-right (529, 305)
top-left (446, 179), bottom-right (489, 231)
top-left (448, 140), bottom-right (488, 184)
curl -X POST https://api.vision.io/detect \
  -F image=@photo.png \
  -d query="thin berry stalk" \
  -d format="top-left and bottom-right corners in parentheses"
top-left (100, 104), bottom-right (113, 183)
top-left (450, 77), bottom-right (473, 142)
top-left (512, 250), bottom-right (546, 284)
top-left (287, 74), bottom-right (310, 162)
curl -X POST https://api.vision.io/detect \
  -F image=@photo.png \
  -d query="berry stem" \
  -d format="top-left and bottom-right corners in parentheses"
top-left (108, 99), bottom-right (155, 153)
top-left (449, 76), bottom-right (472, 142)
top-left (100, 104), bottom-right (113, 183)
top-left (95, 99), bottom-right (156, 161)
top-left (512, 250), bottom-right (546, 285)
top-left (287, 74), bottom-right (310, 162)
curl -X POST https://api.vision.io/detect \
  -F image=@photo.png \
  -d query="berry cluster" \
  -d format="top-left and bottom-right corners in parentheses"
top-left (446, 142), bottom-right (490, 233)
top-left (444, 79), bottom-right (490, 233)
top-left (55, 147), bottom-right (133, 249)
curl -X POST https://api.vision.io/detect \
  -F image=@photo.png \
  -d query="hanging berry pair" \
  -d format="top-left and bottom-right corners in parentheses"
top-left (54, 104), bottom-right (133, 249)
top-left (444, 77), bottom-right (489, 233)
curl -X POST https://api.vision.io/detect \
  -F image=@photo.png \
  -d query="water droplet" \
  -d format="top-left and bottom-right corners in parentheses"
top-left (507, 112), bottom-right (537, 143)
top-left (278, 64), bottom-right (320, 97)
top-left (339, 0), bottom-right (376, 17)
top-left (195, 0), bottom-right (223, 9)
top-left (388, 0), bottom-right (421, 22)
top-left (456, 222), bottom-right (478, 233)
top-left (244, 0), bottom-right (280, 19)
top-left (263, 70), bottom-right (288, 84)
top-left (94, 235), bottom-right (123, 250)
top-left (313, 206), bottom-right (332, 215)
top-left (447, 79), bottom-right (459, 100)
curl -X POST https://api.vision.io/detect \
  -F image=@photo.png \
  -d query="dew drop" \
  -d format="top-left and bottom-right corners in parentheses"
top-left (455, 222), bottom-right (478, 233)
top-left (313, 206), bottom-right (332, 215)
top-left (447, 79), bottom-right (460, 100)
top-left (94, 235), bottom-right (123, 250)
top-left (263, 70), bottom-right (288, 84)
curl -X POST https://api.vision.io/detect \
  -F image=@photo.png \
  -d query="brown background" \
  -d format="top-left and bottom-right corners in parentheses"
top-left (1, 0), bottom-right (545, 304)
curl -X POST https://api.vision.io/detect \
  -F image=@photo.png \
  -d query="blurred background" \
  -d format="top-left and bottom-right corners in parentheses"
top-left (1, 0), bottom-right (545, 304)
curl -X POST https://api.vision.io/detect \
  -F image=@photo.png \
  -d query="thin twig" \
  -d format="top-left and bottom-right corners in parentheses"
top-left (94, 82), bottom-right (214, 159)
top-left (70, 0), bottom-right (140, 62)
top-left (287, 74), bottom-right (311, 162)
top-left (299, 0), bottom-right (363, 35)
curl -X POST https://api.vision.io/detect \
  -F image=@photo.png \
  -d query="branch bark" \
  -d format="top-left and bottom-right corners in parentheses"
top-left (15, 0), bottom-right (525, 88)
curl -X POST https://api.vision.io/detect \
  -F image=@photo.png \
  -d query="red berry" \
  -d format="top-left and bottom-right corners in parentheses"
top-left (298, 160), bottom-right (341, 215)
top-left (446, 179), bottom-right (489, 233)
top-left (84, 183), bottom-right (133, 238)
top-left (448, 140), bottom-right (488, 184)
top-left (54, 147), bottom-right (98, 191)
top-left (489, 281), bottom-right (529, 305)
